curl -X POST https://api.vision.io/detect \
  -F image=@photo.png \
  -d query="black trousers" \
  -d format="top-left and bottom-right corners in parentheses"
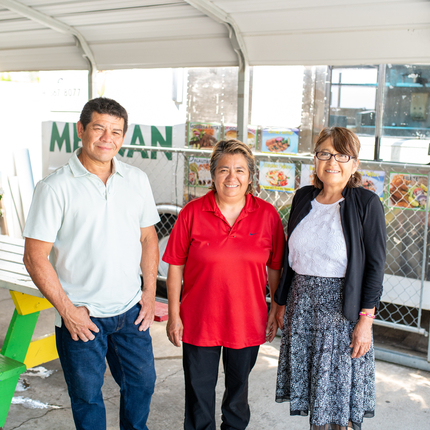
top-left (182, 342), bottom-right (259, 430)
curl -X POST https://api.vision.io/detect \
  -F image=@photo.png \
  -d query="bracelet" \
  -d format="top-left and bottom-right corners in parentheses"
top-left (359, 312), bottom-right (375, 319)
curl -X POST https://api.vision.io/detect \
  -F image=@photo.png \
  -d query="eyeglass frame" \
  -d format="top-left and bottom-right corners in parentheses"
top-left (315, 151), bottom-right (356, 163)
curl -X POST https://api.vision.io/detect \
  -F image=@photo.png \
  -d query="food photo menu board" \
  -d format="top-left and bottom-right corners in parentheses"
top-left (259, 161), bottom-right (296, 193)
top-left (261, 128), bottom-right (299, 154)
top-left (223, 125), bottom-right (257, 150)
top-left (358, 169), bottom-right (385, 200)
top-left (388, 172), bottom-right (428, 210)
top-left (187, 157), bottom-right (211, 187)
top-left (188, 122), bottom-right (221, 148)
top-left (300, 164), bottom-right (315, 187)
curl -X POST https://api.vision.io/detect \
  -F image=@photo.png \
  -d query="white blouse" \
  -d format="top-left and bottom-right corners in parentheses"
top-left (288, 198), bottom-right (347, 278)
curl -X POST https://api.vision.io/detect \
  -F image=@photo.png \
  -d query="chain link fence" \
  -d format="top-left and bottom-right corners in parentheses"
top-left (122, 144), bottom-right (430, 365)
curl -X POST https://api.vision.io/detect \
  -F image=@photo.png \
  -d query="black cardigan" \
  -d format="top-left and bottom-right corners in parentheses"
top-left (274, 185), bottom-right (387, 321)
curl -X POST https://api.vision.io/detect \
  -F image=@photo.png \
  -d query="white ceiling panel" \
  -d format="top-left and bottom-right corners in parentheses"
top-left (233, 3), bottom-right (430, 33)
top-left (0, 9), bottom-right (23, 18)
top-left (0, 28), bottom-right (71, 48)
top-left (0, 45), bottom-right (88, 71)
top-left (22, 0), bottom-right (183, 9)
top-left (0, 0), bottom-right (427, 72)
top-left (35, 0), bottom-right (190, 16)
top-left (92, 35), bottom-right (237, 70)
top-left (245, 27), bottom-right (430, 66)
top-left (54, 6), bottom-right (204, 27)
top-left (216, 0), bottom-right (430, 13)
top-left (77, 17), bottom-right (226, 43)
top-left (0, 19), bottom-right (45, 32)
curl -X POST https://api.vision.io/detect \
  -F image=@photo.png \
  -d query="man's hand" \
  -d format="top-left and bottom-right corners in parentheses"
top-left (166, 314), bottom-right (183, 347)
top-left (137, 226), bottom-right (158, 331)
top-left (24, 238), bottom-right (100, 342)
top-left (135, 290), bottom-right (155, 331)
top-left (62, 306), bottom-right (99, 342)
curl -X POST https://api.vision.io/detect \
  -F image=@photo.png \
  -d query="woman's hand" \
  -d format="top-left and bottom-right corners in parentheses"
top-left (350, 317), bottom-right (373, 358)
top-left (166, 264), bottom-right (185, 347)
top-left (266, 268), bottom-right (282, 340)
top-left (166, 314), bottom-right (183, 347)
top-left (275, 305), bottom-right (286, 331)
top-left (266, 306), bottom-right (278, 342)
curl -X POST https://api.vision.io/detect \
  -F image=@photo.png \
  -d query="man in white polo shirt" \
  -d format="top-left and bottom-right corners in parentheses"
top-left (23, 97), bottom-right (160, 430)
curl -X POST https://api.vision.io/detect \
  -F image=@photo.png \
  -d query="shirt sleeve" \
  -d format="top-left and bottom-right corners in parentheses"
top-left (139, 171), bottom-right (160, 228)
top-left (162, 206), bottom-right (191, 266)
top-left (274, 190), bottom-right (301, 305)
top-left (361, 193), bottom-right (387, 309)
top-left (23, 180), bottom-right (63, 243)
top-left (266, 209), bottom-right (286, 270)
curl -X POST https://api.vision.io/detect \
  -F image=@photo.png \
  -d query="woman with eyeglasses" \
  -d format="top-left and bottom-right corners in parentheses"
top-left (274, 127), bottom-right (386, 430)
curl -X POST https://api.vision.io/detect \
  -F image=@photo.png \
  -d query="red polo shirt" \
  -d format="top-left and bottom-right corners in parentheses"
top-left (162, 190), bottom-right (285, 349)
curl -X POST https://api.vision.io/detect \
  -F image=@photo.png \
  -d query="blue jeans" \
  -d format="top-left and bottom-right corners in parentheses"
top-left (56, 304), bottom-right (156, 430)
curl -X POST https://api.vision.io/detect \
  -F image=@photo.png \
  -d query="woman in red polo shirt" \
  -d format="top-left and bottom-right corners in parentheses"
top-left (163, 139), bottom-right (285, 430)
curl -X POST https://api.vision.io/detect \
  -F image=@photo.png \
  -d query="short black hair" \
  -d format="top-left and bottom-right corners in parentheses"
top-left (79, 97), bottom-right (128, 135)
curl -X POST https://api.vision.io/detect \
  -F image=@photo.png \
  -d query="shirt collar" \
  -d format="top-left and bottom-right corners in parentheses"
top-left (202, 190), bottom-right (260, 213)
top-left (68, 148), bottom-right (124, 178)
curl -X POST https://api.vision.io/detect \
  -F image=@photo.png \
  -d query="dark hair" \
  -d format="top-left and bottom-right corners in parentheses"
top-left (313, 127), bottom-right (361, 189)
top-left (209, 139), bottom-right (255, 195)
top-left (79, 97), bottom-right (128, 135)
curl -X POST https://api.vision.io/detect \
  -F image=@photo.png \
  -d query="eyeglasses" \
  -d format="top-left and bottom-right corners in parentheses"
top-left (315, 152), bottom-right (355, 163)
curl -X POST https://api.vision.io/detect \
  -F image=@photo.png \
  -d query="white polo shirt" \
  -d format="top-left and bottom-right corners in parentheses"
top-left (23, 149), bottom-right (160, 325)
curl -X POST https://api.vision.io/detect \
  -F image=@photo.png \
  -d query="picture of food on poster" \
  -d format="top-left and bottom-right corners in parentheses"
top-left (188, 122), bottom-right (221, 148)
top-left (188, 157), bottom-right (212, 187)
top-left (388, 172), bottom-right (428, 209)
top-left (300, 164), bottom-right (315, 187)
top-left (223, 125), bottom-right (257, 149)
top-left (259, 161), bottom-right (296, 193)
top-left (261, 128), bottom-right (299, 154)
top-left (359, 169), bottom-right (385, 200)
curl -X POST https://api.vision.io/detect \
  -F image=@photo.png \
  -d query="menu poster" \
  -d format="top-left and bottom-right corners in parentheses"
top-left (261, 128), bottom-right (299, 154)
top-left (188, 122), bottom-right (221, 148)
top-left (187, 157), bottom-right (212, 188)
top-left (223, 125), bottom-right (257, 150)
top-left (300, 164), bottom-right (315, 187)
top-left (388, 172), bottom-right (428, 210)
top-left (259, 161), bottom-right (296, 193)
top-left (358, 169), bottom-right (385, 200)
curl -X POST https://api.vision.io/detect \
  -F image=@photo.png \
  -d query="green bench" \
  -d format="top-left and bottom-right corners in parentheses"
top-left (0, 235), bottom-right (58, 428)
top-left (0, 354), bottom-right (27, 426)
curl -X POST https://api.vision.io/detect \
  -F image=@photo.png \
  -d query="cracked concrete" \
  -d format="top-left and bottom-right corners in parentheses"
top-left (1, 287), bottom-right (430, 429)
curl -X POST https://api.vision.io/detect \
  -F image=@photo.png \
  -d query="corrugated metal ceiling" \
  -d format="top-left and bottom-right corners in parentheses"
top-left (0, 0), bottom-right (428, 72)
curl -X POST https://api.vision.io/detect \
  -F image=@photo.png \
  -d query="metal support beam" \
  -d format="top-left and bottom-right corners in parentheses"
top-left (237, 62), bottom-right (249, 144)
top-left (0, 0), bottom-right (97, 100)
top-left (374, 347), bottom-right (430, 372)
top-left (374, 64), bottom-right (386, 161)
top-left (184, 0), bottom-right (249, 144)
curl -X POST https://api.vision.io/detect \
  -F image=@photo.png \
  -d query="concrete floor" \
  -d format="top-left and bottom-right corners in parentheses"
top-left (1, 288), bottom-right (429, 430)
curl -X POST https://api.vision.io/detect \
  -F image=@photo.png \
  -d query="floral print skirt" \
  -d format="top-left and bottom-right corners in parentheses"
top-left (275, 274), bottom-right (375, 430)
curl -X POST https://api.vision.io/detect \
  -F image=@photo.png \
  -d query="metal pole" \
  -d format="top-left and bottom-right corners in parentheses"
top-left (324, 67), bottom-right (332, 128)
top-left (73, 35), bottom-right (97, 100)
top-left (418, 173), bottom-right (430, 337)
top-left (237, 59), bottom-right (249, 145)
top-left (374, 64), bottom-right (386, 161)
top-left (183, 0), bottom-right (249, 144)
